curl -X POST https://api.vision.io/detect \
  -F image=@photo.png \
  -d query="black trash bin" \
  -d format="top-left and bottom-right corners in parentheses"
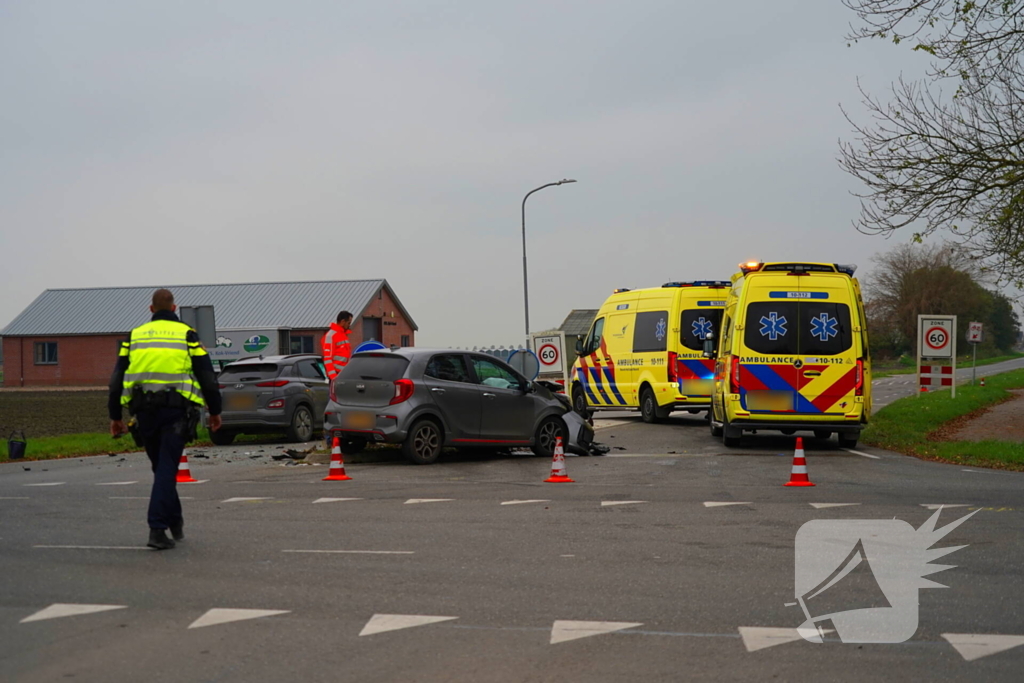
top-left (7, 431), bottom-right (26, 460)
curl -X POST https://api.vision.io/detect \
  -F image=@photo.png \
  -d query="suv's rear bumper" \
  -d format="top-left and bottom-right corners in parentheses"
top-left (728, 419), bottom-right (863, 434)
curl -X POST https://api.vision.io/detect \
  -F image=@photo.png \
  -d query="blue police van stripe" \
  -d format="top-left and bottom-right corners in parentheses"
top-left (577, 368), bottom-right (601, 405)
top-left (768, 291), bottom-right (829, 299)
top-left (600, 367), bottom-right (628, 405)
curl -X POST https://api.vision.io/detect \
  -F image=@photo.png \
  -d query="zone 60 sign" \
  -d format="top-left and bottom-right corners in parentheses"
top-left (919, 316), bottom-right (955, 359)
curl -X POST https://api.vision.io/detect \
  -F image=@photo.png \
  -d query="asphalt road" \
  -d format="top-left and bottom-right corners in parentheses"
top-left (2, 407), bottom-right (1023, 683)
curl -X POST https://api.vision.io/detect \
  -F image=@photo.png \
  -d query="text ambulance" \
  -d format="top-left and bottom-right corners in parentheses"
top-left (570, 281), bottom-right (731, 422)
top-left (707, 261), bottom-right (872, 448)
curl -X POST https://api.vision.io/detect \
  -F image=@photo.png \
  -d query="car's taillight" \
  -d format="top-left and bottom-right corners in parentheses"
top-left (667, 351), bottom-right (678, 383)
top-left (218, 384), bottom-right (226, 389)
top-left (729, 356), bottom-right (740, 394)
top-left (267, 398), bottom-right (285, 409)
top-left (256, 379), bottom-right (289, 387)
top-left (855, 359), bottom-right (864, 396)
top-left (390, 379), bottom-right (415, 405)
top-left (329, 380), bottom-right (336, 403)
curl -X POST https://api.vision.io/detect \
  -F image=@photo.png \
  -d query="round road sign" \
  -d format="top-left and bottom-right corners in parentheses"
top-left (506, 349), bottom-right (540, 380)
top-left (538, 343), bottom-right (559, 367)
top-left (924, 326), bottom-right (949, 351)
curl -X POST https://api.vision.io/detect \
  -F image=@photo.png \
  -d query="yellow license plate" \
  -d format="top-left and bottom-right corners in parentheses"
top-left (745, 391), bottom-right (795, 411)
top-left (225, 394), bottom-right (256, 411)
top-left (341, 411), bottom-right (375, 429)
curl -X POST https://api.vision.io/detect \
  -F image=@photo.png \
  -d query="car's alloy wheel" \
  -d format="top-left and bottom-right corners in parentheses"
top-left (288, 405), bottom-right (314, 442)
top-left (532, 416), bottom-right (567, 458)
top-left (403, 419), bottom-right (442, 465)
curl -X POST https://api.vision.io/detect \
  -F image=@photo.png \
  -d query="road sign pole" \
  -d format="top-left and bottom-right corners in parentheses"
top-left (972, 342), bottom-right (977, 386)
top-left (951, 317), bottom-right (957, 399)
top-left (916, 315), bottom-right (923, 398)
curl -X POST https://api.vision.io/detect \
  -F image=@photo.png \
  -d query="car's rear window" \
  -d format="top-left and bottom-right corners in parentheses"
top-left (339, 354), bottom-right (410, 381)
top-left (219, 363), bottom-right (280, 380)
top-left (744, 302), bottom-right (853, 356)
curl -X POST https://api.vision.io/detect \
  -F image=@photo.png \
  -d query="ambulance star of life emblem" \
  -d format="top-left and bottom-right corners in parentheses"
top-left (792, 507), bottom-right (978, 643)
top-left (655, 318), bottom-right (667, 342)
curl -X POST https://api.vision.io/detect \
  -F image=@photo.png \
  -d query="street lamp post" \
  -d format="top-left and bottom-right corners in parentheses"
top-left (521, 179), bottom-right (576, 350)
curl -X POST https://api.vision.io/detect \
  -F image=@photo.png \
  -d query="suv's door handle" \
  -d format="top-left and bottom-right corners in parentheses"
top-left (483, 393), bottom-right (496, 399)
top-left (431, 388), bottom-right (446, 394)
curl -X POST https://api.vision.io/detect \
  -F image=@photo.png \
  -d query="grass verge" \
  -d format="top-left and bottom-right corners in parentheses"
top-left (862, 368), bottom-right (1024, 470)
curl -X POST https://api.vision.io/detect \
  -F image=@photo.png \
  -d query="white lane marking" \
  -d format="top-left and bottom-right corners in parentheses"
top-left (942, 633), bottom-right (1024, 661)
top-left (703, 502), bottom-right (751, 508)
top-left (920, 504), bottom-right (973, 510)
top-left (188, 608), bottom-right (290, 629)
top-left (600, 501), bottom-right (648, 507)
top-left (180, 480), bottom-right (209, 484)
top-left (561, 554), bottom-right (575, 558)
top-left (962, 469), bottom-right (996, 474)
top-left (739, 626), bottom-right (833, 652)
top-left (23, 483), bottom-right (65, 487)
top-left (501, 499), bottom-right (551, 505)
top-left (109, 496), bottom-right (194, 500)
top-left (221, 497), bottom-right (273, 503)
top-left (359, 614), bottom-right (458, 636)
top-left (550, 620), bottom-right (643, 645)
top-left (282, 550), bottom-right (414, 555)
top-left (96, 481), bottom-right (139, 486)
top-left (34, 545), bottom-right (149, 551)
top-left (20, 603), bottom-right (127, 624)
top-left (843, 449), bottom-right (881, 460)
top-left (593, 419), bottom-right (635, 430)
top-left (313, 498), bottom-right (363, 504)
top-left (808, 503), bottom-right (861, 509)
top-left (605, 453), bottom-right (698, 458)
top-left (404, 499), bottom-right (454, 505)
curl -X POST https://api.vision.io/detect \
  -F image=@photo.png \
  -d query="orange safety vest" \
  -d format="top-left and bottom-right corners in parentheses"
top-left (322, 323), bottom-right (351, 380)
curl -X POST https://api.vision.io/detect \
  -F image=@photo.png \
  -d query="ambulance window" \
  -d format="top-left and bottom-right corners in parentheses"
top-left (744, 303), bottom-right (799, 355)
top-left (680, 309), bottom-right (723, 351)
top-left (633, 311), bottom-right (669, 353)
top-left (799, 303), bottom-right (852, 356)
top-left (585, 318), bottom-right (605, 355)
top-left (721, 314), bottom-right (734, 353)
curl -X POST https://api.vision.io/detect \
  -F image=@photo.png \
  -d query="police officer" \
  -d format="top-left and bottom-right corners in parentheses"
top-left (322, 310), bottom-right (353, 381)
top-left (108, 288), bottom-right (223, 550)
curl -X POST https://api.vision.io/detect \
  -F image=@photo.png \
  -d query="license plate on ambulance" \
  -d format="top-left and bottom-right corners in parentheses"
top-left (745, 390), bottom-right (795, 411)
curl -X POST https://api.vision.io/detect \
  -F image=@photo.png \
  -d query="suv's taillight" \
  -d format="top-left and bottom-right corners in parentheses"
top-left (729, 356), bottom-right (741, 394)
top-left (667, 351), bottom-right (678, 383)
top-left (256, 379), bottom-right (289, 387)
top-left (855, 359), bottom-right (864, 396)
top-left (390, 379), bottom-right (415, 405)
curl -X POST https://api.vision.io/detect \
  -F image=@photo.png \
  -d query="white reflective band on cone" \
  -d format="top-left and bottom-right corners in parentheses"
top-left (792, 466), bottom-right (807, 474)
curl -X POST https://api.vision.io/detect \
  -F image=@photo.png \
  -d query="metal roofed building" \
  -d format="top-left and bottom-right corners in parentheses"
top-left (559, 309), bottom-right (598, 340)
top-left (1, 280), bottom-right (417, 387)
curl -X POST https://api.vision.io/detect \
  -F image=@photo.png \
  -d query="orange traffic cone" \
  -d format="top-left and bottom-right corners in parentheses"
top-left (176, 452), bottom-right (198, 483)
top-left (323, 437), bottom-right (352, 481)
top-left (544, 436), bottom-right (574, 483)
top-left (784, 437), bottom-right (815, 487)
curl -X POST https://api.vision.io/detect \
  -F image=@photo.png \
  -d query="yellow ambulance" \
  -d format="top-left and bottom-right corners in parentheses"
top-left (570, 280), bottom-right (731, 422)
top-left (706, 261), bottom-right (872, 448)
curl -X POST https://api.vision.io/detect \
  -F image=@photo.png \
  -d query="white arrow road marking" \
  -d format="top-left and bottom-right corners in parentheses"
top-left (843, 449), bottom-right (881, 459)
top-left (23, 483), bottom-right (65, 487)
top-left (221, 497), bottom-right (273, 503)
top-left (404, 499), bottom-right (454, 505)
top-left (809, 503), bottom-right (861, 509)
top-left (550, 620), bottom-right (643, 645)
top-left (920, 504), bottom-right (973, 510)
top-left (703, 502), bottom-right (751, 508)
top-left (313, 498), bottom-right (363, 504)
top-left (600, 501), bottom-right (648, 507)
top-left (501, 499), bottom-right (551, 505)
top-left (96, 481), bottom-right (139, 486)
top-left (942, 634), bottom-right (1024, 661)
top-left (739, 626), bottom-right (833, 652)
top-left (188, 609), bottom-right (290, 629)
top-left (21, 604), bottom-right (127, 623)
top-left (359, 614), bottom-right (458, 636)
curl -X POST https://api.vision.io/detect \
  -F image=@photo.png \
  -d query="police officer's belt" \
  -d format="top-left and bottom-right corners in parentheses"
top-left (129, 386), bottom-right (190, 412)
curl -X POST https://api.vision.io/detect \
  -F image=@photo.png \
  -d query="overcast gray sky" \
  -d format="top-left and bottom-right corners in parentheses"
top-left (1, 0), bottom-right (929, 347)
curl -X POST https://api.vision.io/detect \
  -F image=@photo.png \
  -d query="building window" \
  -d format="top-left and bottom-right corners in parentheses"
top-left (401, 335), bottom-right (411, 347)
top-left (34, 342), bottom-right (58, 365)
top-left (290, 335), bottom-right (315, 354)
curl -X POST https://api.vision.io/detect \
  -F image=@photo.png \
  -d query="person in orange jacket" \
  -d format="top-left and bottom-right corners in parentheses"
top-left (322, 310), bottom-right (353, 381)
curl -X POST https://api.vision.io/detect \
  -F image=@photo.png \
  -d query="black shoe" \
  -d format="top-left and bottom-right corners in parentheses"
top-left (147, 529), bottom-right (176, 550)
top-left (170, 522), bottom-right (184, 541)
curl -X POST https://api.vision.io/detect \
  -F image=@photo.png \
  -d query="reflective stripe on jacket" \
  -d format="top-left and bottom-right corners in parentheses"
top-left (322, 323), bottom-right (351, 380)
top-left (120, 319), bottom-right (208, 407)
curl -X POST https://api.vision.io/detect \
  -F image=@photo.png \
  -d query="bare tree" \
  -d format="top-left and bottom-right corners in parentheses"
top-left (840, 1), bottom-right (1024, 286)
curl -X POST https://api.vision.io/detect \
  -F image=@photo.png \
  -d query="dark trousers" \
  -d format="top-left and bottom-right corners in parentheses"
top-left (136, 407), bottom-right (187, 530)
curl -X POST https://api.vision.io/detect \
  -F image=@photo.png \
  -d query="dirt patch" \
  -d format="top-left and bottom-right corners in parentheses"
top-left (937, 389), bottom-right (1024, 442)
top-left (0, 391), bottom-right (109, 438)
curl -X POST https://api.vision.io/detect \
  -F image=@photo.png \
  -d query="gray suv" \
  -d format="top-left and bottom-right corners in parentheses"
top-left (207, 354), bottom-right (330, 445)
top-left (324, 348), bottom-right (594, 464)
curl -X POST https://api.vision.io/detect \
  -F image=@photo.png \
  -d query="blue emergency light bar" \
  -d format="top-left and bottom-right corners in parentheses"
top-left (662, 280), bottom-right (732, 288)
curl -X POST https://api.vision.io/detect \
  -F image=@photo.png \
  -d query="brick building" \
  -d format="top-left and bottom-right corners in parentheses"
top-left (1, 280), bottom-right (417, 387)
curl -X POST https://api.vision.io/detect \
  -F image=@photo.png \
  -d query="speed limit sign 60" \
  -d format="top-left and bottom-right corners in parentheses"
top-left (919, 316), bottom-right (954, 359)
top-left (538, 343), bottom-right (559, 366)
top-left (925, 326), bottom-right (948, 351)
